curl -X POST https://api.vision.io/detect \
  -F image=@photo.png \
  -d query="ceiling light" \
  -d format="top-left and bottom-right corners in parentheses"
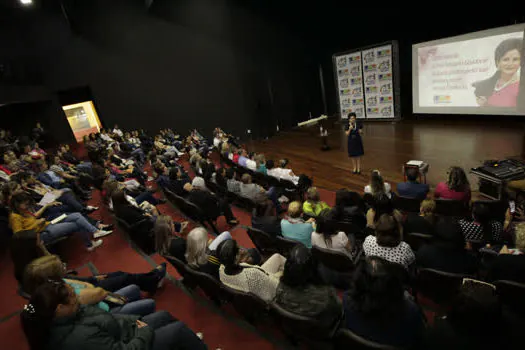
top-left (20, 0), bottom-right (33, 5)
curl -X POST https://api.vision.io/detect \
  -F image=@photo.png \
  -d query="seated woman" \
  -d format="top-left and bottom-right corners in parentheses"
top-left (185, 227), bottom-right (233, 279)
top-left (327, 189), bottom-right (366, 226)
top-left (23, 255), bottom-right (166, 316)
top-left (364, 170), bottom-right (392, 198)
top-left (459, 202), bottom-right (503, 244)
top-left (434, 166), bottom-right (471, 203)
top-left (219, 239), bottom-right (286, 302)
top-left (225, 168), bottom-right (241, 194)
top-left (303, 187), bottom-right (331, 217)
top-left (403, 199), bottom-right (436, 235)
top-left (424, 280), bottom-right (522, 349)
top-left (251, 202), bottom-right (282, 237)
top-left (112, 189), bottom-right (158, 226)
top-left (487, 221), bottom-right (525, 283)
top-left (416, 218), bottom-right (478, 274)
top-left (9, 192), bottom-right (112, 252)
top-left (311, 216), bottom-right (353, 257)
top-left (255, 154), bottom-right (267, 175)
top-left (104, 179), bottom-right (162, 211)
top-left (363, 214), bottom-right (415, 269)
top-left (281, 201), bottom-right (315, 248)
top-left (154, 215), bottom-right (188, 262)
top-left (366, 193), bottom-right (403, 232)
top-left (343, 257), bottom-right (425, 348)
top-left (274, 245), bottom-right (342, 329)
top-left (21, 281), bottom-right (207, 350)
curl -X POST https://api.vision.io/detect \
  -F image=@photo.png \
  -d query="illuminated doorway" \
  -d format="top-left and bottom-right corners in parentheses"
top-left (62, 101), bottom-right (102, 142)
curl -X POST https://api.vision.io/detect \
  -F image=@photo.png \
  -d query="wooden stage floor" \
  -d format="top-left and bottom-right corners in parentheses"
top-left (248, 119), bottom-right (525, 195)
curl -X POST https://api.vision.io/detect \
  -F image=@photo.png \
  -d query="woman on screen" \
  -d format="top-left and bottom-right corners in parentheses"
top-left (473, 38), bottom-right (522, 107)
top-left (345, 113), bottom-right (364, 174)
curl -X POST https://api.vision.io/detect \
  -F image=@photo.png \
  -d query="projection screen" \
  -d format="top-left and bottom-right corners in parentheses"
top-left (412, 24), bottom-right (525, 115)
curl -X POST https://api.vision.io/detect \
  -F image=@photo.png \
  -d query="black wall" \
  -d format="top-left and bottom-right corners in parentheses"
top-left (0, 0), bottom-right (324, 142)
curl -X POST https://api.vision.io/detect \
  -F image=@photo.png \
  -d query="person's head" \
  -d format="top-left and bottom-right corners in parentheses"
top-left (419, 199), bottom-right (436, 221)
top-left (513, 222), bottom-right (525, 252)
top-left (111, 190), bottom-right (128, 209)
top-left (114, 124), bottom-right (119, 129)
top-left (154, 215), bottom-right (175, 255)
top-left (371, 193), bottom-right (394, 221)
top-left (375, 214), bottom-right (401, 247)
top-left (280, 245), bottom-right (317, 287)
top-left (306, 187), bottom-right (321, 204)
top-left (254, 153), bottom-right (265, 167)
top-left (472, 202), bottom-right (492, 242)
top-left (495, 38), bottom-right (522, 78)
top-left (448, 280), bottom-right (500, 335)
top-left (405, 167), bottom-right (419, 182)
top-left (36, 122), bottom-right (41, 128)
top-left (348, 112), bottom-right (357, 123)
top-left (347, 256), bottom-right (405, 318)
top-left (102, 179), bottom-right (121, 201)
top-left (191, 177), bottom-right (206, 191)
top-left (185, 227), bottom-right (209, 267)
top-left (21, 280), bottom-right (79, 350)
top-left (434, 217), bottom-right (465, 251)
top-left (447, 166), bottom-right (469, 192)
top-left (266, 159), bottom-right (275, 170)
top-left (23, 255), bottom-right (66, 295)
top-left (370, 170), bottom-right (386, 195)
top-left (287, 201), bottom-right (303, 219)
top-left (10, 192), bottom-right (34, 214)
top-left (1, 180), bottom-right (21, 204)
top-left (168, 166), bottom-right (182, 181)
top-left (221, 142), bottom-right (230, 153)
top-left (241, 173), bottom-right (252, 184)
top-left (218, 239), bottom-right (239, 271)
top-left (315, 216), bottom-right (339, 247)
top-left (153, 162), bottom-right (167, 177)
top-left (225, 167), bottom-right (236, 180)
top-left (279, 159), bottom-right (289, 169)
top-left (23, 144), bottom-right (31, 154)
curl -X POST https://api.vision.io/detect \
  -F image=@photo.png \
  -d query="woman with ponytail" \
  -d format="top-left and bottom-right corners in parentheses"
top-left (21, 280), bottom-right (207, 350)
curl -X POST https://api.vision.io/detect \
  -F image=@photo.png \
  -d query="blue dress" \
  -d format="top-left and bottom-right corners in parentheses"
top-left (347, 123), bottom-right (364, 157)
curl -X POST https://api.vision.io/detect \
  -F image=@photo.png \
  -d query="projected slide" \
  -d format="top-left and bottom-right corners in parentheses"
top-left (413, 24), bottom-right (525, 115)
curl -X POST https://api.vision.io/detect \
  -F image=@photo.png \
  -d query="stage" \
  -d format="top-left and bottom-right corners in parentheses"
top-left (249, 119), bottom-right (525, 196)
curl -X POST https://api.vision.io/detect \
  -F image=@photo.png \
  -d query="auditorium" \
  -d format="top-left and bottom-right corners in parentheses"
top-left (1, 0), bottom-right (525, 349)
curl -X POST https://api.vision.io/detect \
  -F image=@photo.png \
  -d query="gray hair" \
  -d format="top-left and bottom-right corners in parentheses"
top-left (185, 227), bottom-right (209, 267)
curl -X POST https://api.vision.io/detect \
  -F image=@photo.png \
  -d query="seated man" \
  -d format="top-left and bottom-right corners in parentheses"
top-left (397, 167), bottom-right (429, 199)
top-left (252, 203), bottom-right (282, 237)
top-left (267, 159), bottom-right (300, 185)
top-left (239, 174), bottom-right (266, 203)
top-left (281, 201), bottom-right (314, 248)
top-left (183, 178), bottom-right (238, 225)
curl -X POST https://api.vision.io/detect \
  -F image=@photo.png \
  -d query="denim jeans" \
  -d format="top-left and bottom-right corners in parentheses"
top-left (110, 284), bottom-right (156, 316)
top-left (141, 311), bottom-right (208, 350)
top-left (41, 212), bottom-right (96, 247)
top-left (57, 191), bottom-right (85, 212)
top-left (135, 191), bottom-right (160, 206)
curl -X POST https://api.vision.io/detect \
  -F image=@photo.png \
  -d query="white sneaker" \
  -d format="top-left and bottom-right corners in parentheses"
top-left (93, 230), bottom-right (113, 239)
top-left (87, 239), bottom-right (103, 251)
top-left (86, 206), bottom-right (99, 211)
top-left (196, 332), bottom-right (204, 340)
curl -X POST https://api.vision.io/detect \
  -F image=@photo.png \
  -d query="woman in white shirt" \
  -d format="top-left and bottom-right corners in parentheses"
top-left (311, 217), bottom-right (353, 257)
top-left (364, 170), bottom-right (391, 199)
top-left (218, 239), bottom-right (286, 302)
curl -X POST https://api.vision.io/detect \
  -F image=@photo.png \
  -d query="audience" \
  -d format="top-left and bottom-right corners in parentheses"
top-left (424, 280), bottom-right (521, 349)
top-left (183, 180), bottom-right (238, 225)
top-left (487, 221), bottom-right (525, 283)
top-left (21, 281), bottom-right (207, 350)
top-left (251, 203), bottom-right (282, 237)
top-left (185, 227), bottom-right (232, 280)
top-left (416, 218), bottom-right (478, 274)
top-left (274, 245), bottom-right (342, 329)
top-left (218, 240), bottom-right (286, 302)
top-left (459, 202), bottom-right (503, 244)
top-left (403, 199), bottom-right (436, 235)
top-left (363, 214), bottom-right (415, 269)
top-left (366, 193), bottom-right (403, 231)
top-left (281, 201), bottom-right (315, 248)
top-left (303, 187), bottom-right (331, 217)
top-left (397, 167), bottom-right (429, 199)
top-left (364, 170), bottom-right (392, 198)
top-left (239, 173), bottom-right (267, 203)
top-left (435, 166), bottom-right (471, 203)
top-left (225, 168), bottom-right (241, 194)
top-left (327, 189), bottom-right (366, 226)
top-left (311, 216), bottom-right (353, 257)
top-left (154, 215), bottom-right (188, 262)
top-left (343, 257), bottom-right (425, 348)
